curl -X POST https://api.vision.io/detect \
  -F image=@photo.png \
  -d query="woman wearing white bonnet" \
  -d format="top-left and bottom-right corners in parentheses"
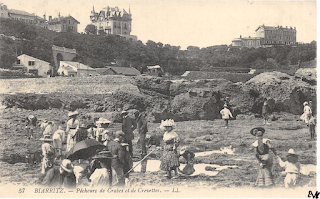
top-left (159, 119), bottom-right (180, 179)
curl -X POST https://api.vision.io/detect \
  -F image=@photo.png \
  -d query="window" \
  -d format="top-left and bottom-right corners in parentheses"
top-left (68, 20), bottom-right (70, 24)
top-left (28, 61), bottom-right (35, 66)
top-left (17, 60), bottom-right (20, 64)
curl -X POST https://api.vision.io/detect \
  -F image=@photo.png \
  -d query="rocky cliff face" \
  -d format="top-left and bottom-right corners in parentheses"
top-left (2, 69), bottom-right (316, 122)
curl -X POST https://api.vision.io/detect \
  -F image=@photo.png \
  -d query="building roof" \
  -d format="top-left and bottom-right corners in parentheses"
top-left (256, 25), bottom-right (296, 32)
top-left (17, 54), bottom-right (50, 64)
top-left (60, 61), bottom-right (95, 71)
top-left (48, 15), bottom-right (80, 25)
top-left (147, 65), bottom-right (161, 69)
top-left (8, 9), bottom-right (35, 17)
top-left (96, 66), bottom-right (140, 76)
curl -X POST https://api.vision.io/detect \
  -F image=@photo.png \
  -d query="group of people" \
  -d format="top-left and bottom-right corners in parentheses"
top-left (24, 98), bottom-right (316, 189)
top-left (27, 109), bottom-right (150, 188)
top-left (251, 127), bottom-right (301, 189)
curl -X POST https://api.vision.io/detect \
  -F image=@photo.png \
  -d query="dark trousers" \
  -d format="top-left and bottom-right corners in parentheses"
top-left (309, 124), bottom-right (315, 139)
top-left (140, 133), bottom-right (147, 156)
top-left (224, 119), bottom-right (229, 127)
top-left (127, 140), bottom-right (133, 157)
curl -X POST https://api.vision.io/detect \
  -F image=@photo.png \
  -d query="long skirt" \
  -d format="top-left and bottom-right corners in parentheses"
top-left (160, 149), bottom-right (180, 171)
top-left (66, 129), bottom-right (77, 152)
top-left (255, 154), bottom-right (274, 187)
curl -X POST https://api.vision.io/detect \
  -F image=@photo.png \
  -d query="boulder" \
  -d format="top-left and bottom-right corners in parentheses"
top-left (245, 72), bottom-right (317, 115)
top-left (294, 68), bottom-right (317, 85)
top-left (47, 98), bottom-right (63, 109)
top-left (133, 76), bottom-right (172, 96)
top-left (69, 100), bottom-right (89, 110)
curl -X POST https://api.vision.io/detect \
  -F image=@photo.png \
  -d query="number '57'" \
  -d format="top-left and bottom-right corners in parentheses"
top-left (18, 188), bottom-right (25, 193)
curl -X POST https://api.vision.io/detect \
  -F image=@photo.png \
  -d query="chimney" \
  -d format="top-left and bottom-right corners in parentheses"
top-left (58, 12), bottom-right (60, 20)
top-left (49, 16), bottom-right (52, 21)
top-left (240, 35), bottom-right (242, 38)
top-left (43, 14), bottom-right (46, 20)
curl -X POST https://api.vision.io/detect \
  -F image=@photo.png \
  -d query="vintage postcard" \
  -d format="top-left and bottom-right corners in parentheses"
top-left (0, 0), bottom-right (317, 198)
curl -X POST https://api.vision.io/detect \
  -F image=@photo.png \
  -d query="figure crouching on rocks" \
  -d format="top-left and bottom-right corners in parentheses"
top-left (159, 119), bottom-right (180, 179)
top-left (40, 135), bottom-right (55, 174)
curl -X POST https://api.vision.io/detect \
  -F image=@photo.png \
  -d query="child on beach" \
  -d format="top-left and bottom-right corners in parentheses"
top-left (277, 149), bottom-right (300, 188)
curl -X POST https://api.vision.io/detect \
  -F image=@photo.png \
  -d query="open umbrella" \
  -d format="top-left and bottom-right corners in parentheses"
top-left (65, 139), bottom-right (105, 161)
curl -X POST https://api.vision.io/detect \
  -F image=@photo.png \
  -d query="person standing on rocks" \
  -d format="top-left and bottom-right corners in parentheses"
top-left (135, 111), bottom-right (148, 158)
top-left (220, 104), bottom-right (233, 128)
top-left (40, 135), bottom-right (55, 174)
top-left (66, 111), bottom-right (80, 152)
top-left (42, 159), bottom-right (76, 189)
top-left (301, 102), bottom-right (312, 123)
top-left (262, 101), bottom-right (271, 125)
top-left (250, 127), bottom-right (277, 188)
top-left (25, 115), bottom-right (37, 139)
top-left (121, 111), bottom-right (137, 157)
top-left (159, 119), bottom-right (180, 179)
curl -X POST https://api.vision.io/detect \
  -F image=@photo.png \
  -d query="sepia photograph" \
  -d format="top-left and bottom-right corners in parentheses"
top-left (0, 0), bottom-right (317, 198)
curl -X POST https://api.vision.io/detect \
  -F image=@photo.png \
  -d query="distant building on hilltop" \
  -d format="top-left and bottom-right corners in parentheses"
top-left (232, 24), bottom-right (297, 48)
top-left (0, 3), bottom-right (46, 26)
top-left (47, 13), bottom-right (79, 33)
top-left (89, 6), bottom-right (137, 41)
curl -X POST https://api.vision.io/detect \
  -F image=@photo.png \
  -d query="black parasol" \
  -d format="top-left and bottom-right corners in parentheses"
top-left (65, 139), bottom-right (105, 161)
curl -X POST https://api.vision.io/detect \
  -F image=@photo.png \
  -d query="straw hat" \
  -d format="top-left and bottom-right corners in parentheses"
top-left (115, 131), bottom-right (125, 137)
top-left (96, 118), bottom-right (111, 124)
top-left (161, 119), bottom-right (175, 127)
top-left (223, 104), bottom-right (228, 107)
top-left (92, 151), bottom-right (115, 159)
top-left (250, 127), bottom-right (265, 136)
top-left (80, 124), bottom-right (87, 128)
top-left (60, 159), bottom-right (74, 173)
top-left (263, 101), bottom-right (268, 105)
top-left (303, 102), bottom-right (309, 106)
top-left (287, 149), bottom-right (298, 156)
top-left (40, 135), bottom-right (53, 142)
top-left (68, 111), bottom-right (79, 117)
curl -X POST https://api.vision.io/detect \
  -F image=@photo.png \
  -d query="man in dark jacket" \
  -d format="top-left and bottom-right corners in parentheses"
top-left (262, 101), bottom-right (271, 125)
top-left (42, 159), bottom-right (76, 189)
top-left (121, 111), bottom-right (137, 157)
top-left (106, 131), bottom-right (125, 186)
top-left (73, 124), bottom-right (88, 143)
top-left (135, 111), bottom-right (148, 157)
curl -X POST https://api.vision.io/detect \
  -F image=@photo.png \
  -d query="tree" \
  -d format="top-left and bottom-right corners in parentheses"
top-left (85, 24), bottom-right (97, 35)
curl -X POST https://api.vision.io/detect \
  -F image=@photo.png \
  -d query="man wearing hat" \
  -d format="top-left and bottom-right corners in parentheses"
top-left (277, 149), bottom-right (301, 188)
top-left (66, 111), bottom-right (80, 152)
top-left (40, 135), bottom-right (55, 174)
top-left (89, 151), bottom-right (118, 187)
top-left (106, 131), bottom-right (126, 186)
top-left (220, 104), bottom-right (233, 128)
top-left (121, 111), bottom-right (137, 157)
top-left (42, 159), bottom-right (76, 188)
top-left (95, 118), bottom-right (111, 143)
top-left (135, 111), bottom-right (148, 158)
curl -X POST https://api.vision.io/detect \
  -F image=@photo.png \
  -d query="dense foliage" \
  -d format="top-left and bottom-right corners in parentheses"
top-left (0, 18), bottom-right (316, 75)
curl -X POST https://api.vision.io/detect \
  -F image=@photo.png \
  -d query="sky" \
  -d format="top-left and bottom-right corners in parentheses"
top-left (1, 0), bottom-right (317, 49)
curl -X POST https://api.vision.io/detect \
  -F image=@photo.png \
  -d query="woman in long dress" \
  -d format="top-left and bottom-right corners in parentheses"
top-left (66, 111), bottom-right (79, 152)
top-left (250, 127), bottom-right (277, 188)
top-left (159, 119), bottom-right (180, 179)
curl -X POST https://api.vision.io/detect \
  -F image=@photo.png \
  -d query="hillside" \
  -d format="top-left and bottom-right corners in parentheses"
top-left (0, 18), bottom-right (317, 75)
